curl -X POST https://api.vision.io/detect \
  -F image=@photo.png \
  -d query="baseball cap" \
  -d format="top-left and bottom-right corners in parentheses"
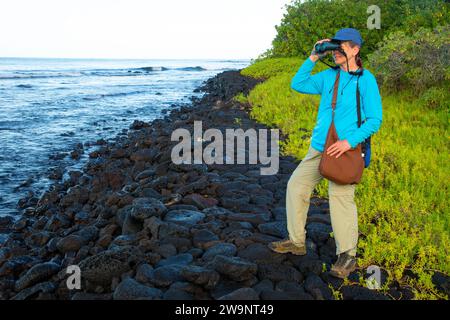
top-left (332, 28), bottom-right (363, 47)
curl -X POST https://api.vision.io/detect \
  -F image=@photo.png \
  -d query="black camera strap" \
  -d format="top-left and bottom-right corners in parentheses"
top-left (356, 74), bottom-right (370, 155)
top-left (356, 76), bottom-right (362, 127)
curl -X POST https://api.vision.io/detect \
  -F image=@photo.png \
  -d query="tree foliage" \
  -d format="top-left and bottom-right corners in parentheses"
top-left (368, 25), bottom-right (450, 97)
top-left (259, 0), bottom-right (449, 60)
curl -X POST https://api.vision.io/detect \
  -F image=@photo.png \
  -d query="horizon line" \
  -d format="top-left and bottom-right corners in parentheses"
top-left (0, 56), bottom-right (254, 61)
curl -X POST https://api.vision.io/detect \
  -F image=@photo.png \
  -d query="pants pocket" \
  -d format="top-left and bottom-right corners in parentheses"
top-left (303, 146), bottom-right (322, 161)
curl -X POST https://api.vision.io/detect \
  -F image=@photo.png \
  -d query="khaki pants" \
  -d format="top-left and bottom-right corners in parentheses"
top-left (286, 145), bottom-right (358, 256)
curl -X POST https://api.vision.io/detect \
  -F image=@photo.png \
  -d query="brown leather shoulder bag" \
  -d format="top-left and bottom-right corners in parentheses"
top-left (319, 70), bottom-right (364, 185)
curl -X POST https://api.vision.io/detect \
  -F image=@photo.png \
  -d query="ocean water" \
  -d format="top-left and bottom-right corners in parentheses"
top-left (0, 57), bottom-right (251, 217)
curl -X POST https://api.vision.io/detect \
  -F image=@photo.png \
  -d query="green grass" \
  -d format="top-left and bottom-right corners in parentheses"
top-left (239, 57), bottom-right (450, 299)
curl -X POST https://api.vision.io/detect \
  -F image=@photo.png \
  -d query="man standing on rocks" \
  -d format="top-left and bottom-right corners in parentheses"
top-left (268, 28), bottom-right (383, 279)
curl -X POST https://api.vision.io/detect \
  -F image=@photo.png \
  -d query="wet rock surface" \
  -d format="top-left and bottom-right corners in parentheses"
top-left (0, 70), bottom-right (418, 300)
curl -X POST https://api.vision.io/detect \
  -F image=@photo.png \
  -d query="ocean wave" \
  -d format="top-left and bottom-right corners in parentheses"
top-left (138, 66), bottom-right (169, 72)
top-left (0, 65), bottom-right (209, 80)
top-left (175, 66), bottom-right (207, 71)
top-left (16, 84), bottom-right (33, 89)
top-left (81, 90), bottom-right (148, 101)
top-left (0, 72), bottom-right (83, 80)
top-left (0, 120), bottom-right (26, 130)
top-left (85, 69), bottom-right (151, 77)
top-left (133, 66), bottom-right (207, 72)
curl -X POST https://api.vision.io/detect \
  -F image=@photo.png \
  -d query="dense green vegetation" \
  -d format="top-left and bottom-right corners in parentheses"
top-left (237, 0), bottom-right (449, 299)
top-left (368, 25), bottom-right (449, 99)
top-left (259, 0), bottom-right (449, 61)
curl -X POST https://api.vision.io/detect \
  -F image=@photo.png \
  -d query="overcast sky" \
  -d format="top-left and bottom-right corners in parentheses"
top-left (0, 0), bottom-right (291, 59)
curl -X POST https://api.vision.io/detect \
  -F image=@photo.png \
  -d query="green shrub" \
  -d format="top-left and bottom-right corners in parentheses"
top-left (261, 0), bottom-right (449, 60)
top-left (418, 87), bottom-right (450, 110)
top-left (368, 25), bottom-right (450, 94)
top-left (240, 57), bottom-right (303, 79)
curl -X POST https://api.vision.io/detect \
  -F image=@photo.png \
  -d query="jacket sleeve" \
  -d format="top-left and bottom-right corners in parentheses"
top-left (346, 73), bottom-right (383, 149)
top-left (291, 57), bottom-right (326, 95)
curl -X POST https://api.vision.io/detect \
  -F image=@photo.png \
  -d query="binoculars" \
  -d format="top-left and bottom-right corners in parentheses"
top-left (314, 40), bottom-right (346, 55)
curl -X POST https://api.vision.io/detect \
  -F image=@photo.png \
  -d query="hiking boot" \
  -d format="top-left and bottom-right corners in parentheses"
top-left (268, 239), bottom-right (306, 255)
top-left (329, 253), bottom-right (357, 279)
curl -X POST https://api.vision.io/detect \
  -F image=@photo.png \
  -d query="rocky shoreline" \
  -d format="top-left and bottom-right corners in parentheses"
top-left (0, 70), bottom-right (405, 300)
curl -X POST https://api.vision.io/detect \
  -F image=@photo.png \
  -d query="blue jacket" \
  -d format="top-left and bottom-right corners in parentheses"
top-left (291, 57), bottom-right (383, 153)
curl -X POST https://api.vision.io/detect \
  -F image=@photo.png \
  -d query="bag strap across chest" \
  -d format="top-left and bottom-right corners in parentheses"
top-left (331, 70), bottom-right (364, 129)
top-left (331, 70), bottom-right (340, 121)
